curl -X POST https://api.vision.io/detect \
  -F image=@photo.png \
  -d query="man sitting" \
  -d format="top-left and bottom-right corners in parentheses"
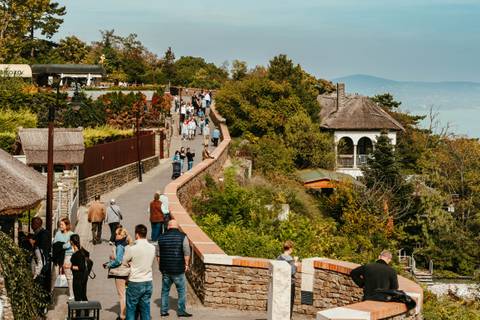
top-left (350, 250), bottom-right (399, 300)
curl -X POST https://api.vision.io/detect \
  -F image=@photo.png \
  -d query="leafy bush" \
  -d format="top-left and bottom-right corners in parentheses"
top-left (0, 108), bottom-right (37, 132)
top-left (0, 232), bottom-right (47, 319)
top-left (0, 132), bottom-right (16, 153)
top-left (423, 290), bottom-right (480, 320)
top-left (83, 126), bottom-right (134, 147)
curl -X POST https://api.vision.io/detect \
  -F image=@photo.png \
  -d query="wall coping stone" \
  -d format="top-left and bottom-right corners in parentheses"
top-left (163, 101), bottom-right (423, 320)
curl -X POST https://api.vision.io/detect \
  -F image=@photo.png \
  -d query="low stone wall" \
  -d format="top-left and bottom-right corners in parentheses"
top-left (79, 155), bottom-right (159, 205)
top-left (163, 103), bottom-right (423, 320)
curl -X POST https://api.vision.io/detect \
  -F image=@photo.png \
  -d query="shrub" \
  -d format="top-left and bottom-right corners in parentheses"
top-left (0, 108), bottom-right (37, 132)
top-left (83, 126), bottom-right (134, 147)
top-left (0, 132), bottom-right (16, 153)
top-left (423, 290), bottom-right (480, 320)
top-left (0, 232), bottom-right (47, 319)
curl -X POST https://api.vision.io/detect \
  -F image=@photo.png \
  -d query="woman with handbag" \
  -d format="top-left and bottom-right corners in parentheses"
top-left (53, 217), bottom-right (74, 300)
top-left (103, 227), bottom-right (132, 320)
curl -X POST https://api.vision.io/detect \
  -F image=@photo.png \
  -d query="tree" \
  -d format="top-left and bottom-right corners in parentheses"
top-left (24, 0), bottom-right (66, 58)
top-left (56, 36), bottom-right (89, 63)
top-left (372, 93), bottom-right (401, 110)
top-left (284, 111), bottom-right (335, 169)
top-left (231, 60), bottom-right (247, 80)
top-left (162, 46), bottom-right (176, 83)
top-left (363, 133), bottom-right (402, 189)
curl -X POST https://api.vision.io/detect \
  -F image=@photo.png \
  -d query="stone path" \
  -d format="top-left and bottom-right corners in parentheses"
top-left (47, 108), bottom-right (271, 319)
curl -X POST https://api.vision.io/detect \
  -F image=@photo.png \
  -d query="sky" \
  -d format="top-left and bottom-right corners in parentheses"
top-left (55, 0), bottom-right (480, 82)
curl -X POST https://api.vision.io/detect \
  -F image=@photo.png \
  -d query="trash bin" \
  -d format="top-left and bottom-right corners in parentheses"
top-left (67, 301), bottom-right (102, 320)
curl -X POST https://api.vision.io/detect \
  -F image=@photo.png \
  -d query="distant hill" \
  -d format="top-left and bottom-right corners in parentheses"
top-left (331, 74), bottom-right (480, 137)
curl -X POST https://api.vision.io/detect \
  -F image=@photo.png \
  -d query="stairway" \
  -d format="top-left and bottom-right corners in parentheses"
top-left (413, 269), bottom-right (434, 286)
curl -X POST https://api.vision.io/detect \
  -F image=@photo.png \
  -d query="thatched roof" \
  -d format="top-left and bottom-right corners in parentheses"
top-left (18, 128), bottom-right (85, 165)
top-left (0, 148), bottom-right (46, 215)
top-left (318, 87), bottom-right (404, 131)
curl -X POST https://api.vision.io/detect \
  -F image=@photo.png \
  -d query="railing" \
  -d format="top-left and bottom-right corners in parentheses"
top-left (337, 154), bottom-right (354, 168)
top-left (69, 189), bottom-right (79, 227)
top-left (357, 154), bottom-right (370, 166)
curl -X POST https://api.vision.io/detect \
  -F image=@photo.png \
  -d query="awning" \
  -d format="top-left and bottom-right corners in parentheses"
top-left (32, 64), bottom-right (106, 76)
top-left (0, 64), bottom-right (33, 78)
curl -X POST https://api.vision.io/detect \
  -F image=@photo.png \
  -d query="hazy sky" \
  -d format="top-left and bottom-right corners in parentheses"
top-left (55, 0), bottom-right (480, 82)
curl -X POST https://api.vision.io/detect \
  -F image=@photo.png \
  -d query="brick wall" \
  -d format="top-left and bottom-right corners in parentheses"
top-left (79, 155), bottom-right (159, 205)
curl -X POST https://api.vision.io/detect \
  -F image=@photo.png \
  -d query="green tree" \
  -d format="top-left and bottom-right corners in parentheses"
top-left (371, 93), bottom-right (402, 110)
top-left (284, 111), bottom-right (335, 169)
top-left (231, 59), bottom-right (247, 80)
top-left (162, 46), bottom-right (176, 83)
top-left (56, 36), bottom-right (89, 63)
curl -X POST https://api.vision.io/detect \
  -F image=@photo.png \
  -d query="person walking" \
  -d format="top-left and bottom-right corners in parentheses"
top-left (149, 192), bottom-right (165, 242)
top-left (186, 148), bottom-right (195, 171)
top-left (53, 217), bottom-right (74, 300)
top-left (350, 250), bottom-right (399, 300)
top-left (202, 123), bottom-right (210, 147)
top-left (277, 240), bottom-right (299, 319)
top-left (123, 224), bottom-right (155, 320)
top-left (88, 195), bottom-right (106, 245)
top-left (211, 127), bottom-right (220, 147)
top-left (179, 147), bottom-right (186, 172)
top-left (105, 199), bottom-right (123, 245)
top-left (27, 234), bottom-right (46, 282)
top-left (70, 234), bottom-right (89, 302)
top-left (104, 227), bottom-right (132, 320)
top-left (159, 193), bottom-right (170, 234)
top-left (157, 220), bottom-right (192, 317)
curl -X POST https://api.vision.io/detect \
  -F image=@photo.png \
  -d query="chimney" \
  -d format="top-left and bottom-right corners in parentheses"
top-left (336, 83), bottom-right (345, 110)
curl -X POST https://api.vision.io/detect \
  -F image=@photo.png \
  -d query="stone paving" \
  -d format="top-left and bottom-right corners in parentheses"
top-left (46, 108), bottom-right (274, 319)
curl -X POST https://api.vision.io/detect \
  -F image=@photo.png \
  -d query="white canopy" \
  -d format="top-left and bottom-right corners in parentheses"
top-left (0, 64), bottom-right (32, 78)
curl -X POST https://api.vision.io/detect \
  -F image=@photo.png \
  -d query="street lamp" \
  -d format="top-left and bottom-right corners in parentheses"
top-left (136, 109), bottom-right (143, 183)
top-left (45, 79), bottom-right (82, 295)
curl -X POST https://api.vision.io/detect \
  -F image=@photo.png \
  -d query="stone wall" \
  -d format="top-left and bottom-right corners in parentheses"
top-left (203, 264), bottom-right (269, 311)
top-left (79, 155), bottom-right (159, 205)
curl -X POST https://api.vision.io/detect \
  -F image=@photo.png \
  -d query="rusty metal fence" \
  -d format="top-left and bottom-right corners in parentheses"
top-left (79, 131), bottom-right (155, 179)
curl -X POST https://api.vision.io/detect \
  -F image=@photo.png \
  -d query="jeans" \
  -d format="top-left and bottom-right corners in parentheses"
top-left (151, 222), bottom-right (162, 241)
top-left (161, 273), bottom-right (186, 315)
top-left (187, 161), bottom-right (194, 171)
top-left (91, 222), bottom-right (102, 244)
top-left (109, 222), bottom-right (120, 242)
top-left (126, 281), bottom-right (152, 320)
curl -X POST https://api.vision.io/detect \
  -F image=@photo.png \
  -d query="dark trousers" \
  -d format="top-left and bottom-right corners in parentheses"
top-left (212, 137), bottom-right (219, 146)
top-left (73, 273), bottom-right (87, 301)
top-left (109, 222), bottom-right (120, 242)
top-left (290, 282), bottom-right (295, 319)
top-left (91, 222), bottom-right (102, 244)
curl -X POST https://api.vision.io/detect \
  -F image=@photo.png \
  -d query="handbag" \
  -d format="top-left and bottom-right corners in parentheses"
top-left (108, 264), bottom-right (131, 277)
top-left (54, 273), bottom-right (68, 288)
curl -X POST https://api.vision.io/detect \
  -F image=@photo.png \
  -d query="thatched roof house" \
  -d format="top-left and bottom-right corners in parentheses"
top-left (0, 148), bottom-right (46, 215)
top-left (17, 128), bottom-right (85, 166)
top-left (318, 84), bottom-right (404, 131)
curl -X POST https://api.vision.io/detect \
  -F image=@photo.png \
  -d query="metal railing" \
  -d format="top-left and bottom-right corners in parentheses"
top-left (69, 189), bottom-right (79, 227)
top-left (337, 154), bottom-right (354, 168)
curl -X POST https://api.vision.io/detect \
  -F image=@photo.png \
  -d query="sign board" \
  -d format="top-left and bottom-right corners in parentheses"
top-left (0, 64), bottom-right (33, 78)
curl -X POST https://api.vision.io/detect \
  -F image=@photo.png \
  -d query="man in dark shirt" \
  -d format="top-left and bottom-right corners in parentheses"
top-left (350, 250), bottom-right (399, 300)
top-left (31, 217), bottom-right (50, 256)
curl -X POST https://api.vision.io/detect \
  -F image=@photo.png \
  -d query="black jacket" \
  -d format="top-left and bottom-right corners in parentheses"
top-left (34, 228), bottom-right (50, 256)
top-left (158, 229), bottom-right (186, 275)
top-left (350, 259), bottom-right (399, 300)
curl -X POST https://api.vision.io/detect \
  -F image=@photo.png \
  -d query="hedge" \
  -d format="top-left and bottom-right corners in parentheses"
top-left (83, 126), bottom-right (134, 147)
top-left (0, 132), bottom-right (16, 153)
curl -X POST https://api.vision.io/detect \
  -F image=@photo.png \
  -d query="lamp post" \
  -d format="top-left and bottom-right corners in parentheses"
top-left (45, 82), bottom-right (60, 295)
top-left (136, 110), bottom-right (143, 183)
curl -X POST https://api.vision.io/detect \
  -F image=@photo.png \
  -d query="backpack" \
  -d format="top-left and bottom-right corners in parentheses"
top-left (83, 249), bottom-right (96, 280)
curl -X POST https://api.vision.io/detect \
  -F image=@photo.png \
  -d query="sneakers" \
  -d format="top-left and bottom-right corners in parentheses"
top-left (68, 296), bottom-right (75, 301)
top-left (178, 312), bottom-right (192, 317)
top-left (161, 313), bottom-right (169, 317)
top-left (109, 241), bottom-right (114, 246)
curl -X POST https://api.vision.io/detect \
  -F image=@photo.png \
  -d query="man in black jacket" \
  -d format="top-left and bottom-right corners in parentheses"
top-left (31, 217), bottom-right (50, 256)
top-left (157, 220), bottom-right (192, 317)
top-left (350, 250), bottom-right (399, 300)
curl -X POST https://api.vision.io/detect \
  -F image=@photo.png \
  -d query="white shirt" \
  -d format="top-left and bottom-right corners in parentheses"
top-left (205, 93), bottom-right (211, 101)
top-left (203, 126), bottom-right (210, 136)
top-left (122, 238), bottom-right (155, 282)
top-left (180, 106), bottom-right (186, 115)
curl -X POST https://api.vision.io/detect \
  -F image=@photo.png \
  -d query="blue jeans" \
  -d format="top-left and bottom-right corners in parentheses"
top-left (161, 273), bottom-right (186, 315)
top-left (126, 281), bottom-right (152, 320)
top-left (151, 222), bottom-right (162, 241)
top-left (188, 161), bottom-right (194, 171)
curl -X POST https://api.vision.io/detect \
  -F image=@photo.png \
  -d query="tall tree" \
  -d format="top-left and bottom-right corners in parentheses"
top-left (56, 36), bottom-right (89, 63)
top-left (162, 47), bottom-right (176, 83)
top-left (231, 60), bottom-right (247, 80)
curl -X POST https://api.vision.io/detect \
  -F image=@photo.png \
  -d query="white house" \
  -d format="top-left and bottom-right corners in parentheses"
top-left (318, 83), bottom-right (405, 178)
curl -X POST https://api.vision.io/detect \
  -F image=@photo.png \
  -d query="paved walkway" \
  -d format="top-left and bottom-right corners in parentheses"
top-left (47, 107), bottom-right (271, 319)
